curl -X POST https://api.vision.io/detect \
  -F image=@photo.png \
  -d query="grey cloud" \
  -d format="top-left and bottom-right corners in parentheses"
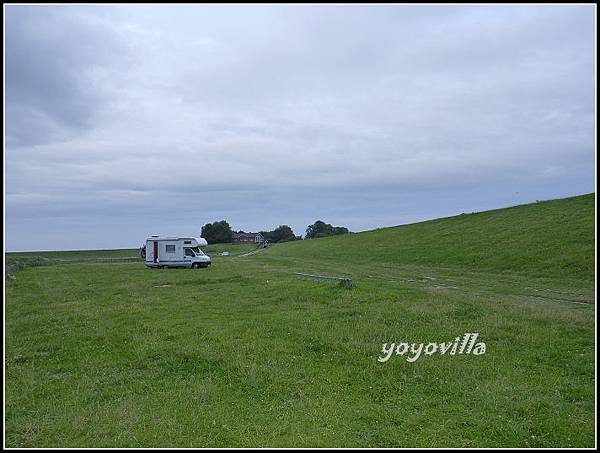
top-left (5, 5), bottom-right (596, 251)
top-left (5, 6), bottom-right (132, 147)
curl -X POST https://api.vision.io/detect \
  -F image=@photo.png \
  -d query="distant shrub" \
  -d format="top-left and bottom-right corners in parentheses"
top-left (305, 220), bottom-right (350, 239)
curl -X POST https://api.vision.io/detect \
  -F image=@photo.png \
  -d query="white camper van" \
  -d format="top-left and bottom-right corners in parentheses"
top-left (145, 236), bottom-right (211, 269)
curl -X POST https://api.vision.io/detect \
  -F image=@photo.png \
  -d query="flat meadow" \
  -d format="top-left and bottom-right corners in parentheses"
top-left (4, 195), bottom-right (596, 447)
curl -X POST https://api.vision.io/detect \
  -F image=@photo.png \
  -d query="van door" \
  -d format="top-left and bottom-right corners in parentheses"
top-left (153, 241), bottom-right (159, 263)
top-left (184, 247), bottom-right (194, 266)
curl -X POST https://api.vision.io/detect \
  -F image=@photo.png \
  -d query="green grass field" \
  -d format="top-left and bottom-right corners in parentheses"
top-left (5, 194), bottom-right (596, 447)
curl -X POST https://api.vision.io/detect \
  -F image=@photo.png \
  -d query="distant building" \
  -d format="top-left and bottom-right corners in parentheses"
top-left (232, 232), bottom-right (264, 244)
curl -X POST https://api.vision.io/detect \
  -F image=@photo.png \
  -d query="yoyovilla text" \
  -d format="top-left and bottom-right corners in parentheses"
top-left (378, 333), bottom-right (486, 363)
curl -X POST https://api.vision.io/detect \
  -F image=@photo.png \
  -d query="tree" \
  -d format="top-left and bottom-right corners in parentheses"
top-left (201, 220), bottom-right (233, 244)
top-left (260, 225), bottom-right (298, 243)
top-left (305, 220), bottom-right (350, 239)
top-left (259, 230), bottom-right (275, 242)
top-left (332, 226), bottom-right (349, 235)
top-left (271, 225), bottom-right (297, 243)
top-left (305, 220), bottom-right (329, 239)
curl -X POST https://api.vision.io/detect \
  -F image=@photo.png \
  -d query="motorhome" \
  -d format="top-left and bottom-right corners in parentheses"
top-left (144, 236), bottom-right (211, 269)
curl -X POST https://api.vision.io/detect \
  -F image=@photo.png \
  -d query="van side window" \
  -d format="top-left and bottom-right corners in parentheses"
top-left (165, 245), bottom-right (176, 253)
top-left (185, 248), bottom-right (194, 257)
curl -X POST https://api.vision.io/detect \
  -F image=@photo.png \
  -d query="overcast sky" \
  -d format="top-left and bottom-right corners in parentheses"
top-left (5, 4), bottom-right (596, 251)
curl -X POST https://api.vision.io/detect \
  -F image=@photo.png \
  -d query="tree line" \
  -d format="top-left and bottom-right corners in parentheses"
top-left (200, 220), bottom-right (350, 244)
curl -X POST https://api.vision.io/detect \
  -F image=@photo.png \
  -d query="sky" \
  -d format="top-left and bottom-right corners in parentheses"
top-left (4, 4), bottom-right (596, 251)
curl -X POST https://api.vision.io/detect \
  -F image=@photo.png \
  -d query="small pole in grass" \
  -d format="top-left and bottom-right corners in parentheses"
top-left (338, 277), bottom-right (352, 288)
top-left (294, 272), bottom-right (352, 288)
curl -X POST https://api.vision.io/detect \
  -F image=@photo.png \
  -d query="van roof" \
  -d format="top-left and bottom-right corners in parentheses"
top-left (146, 236), bottom-right (208, 245)
top-left (147, 236), bottom-right (186, 240)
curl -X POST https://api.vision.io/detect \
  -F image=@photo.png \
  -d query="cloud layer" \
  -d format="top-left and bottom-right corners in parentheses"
top-left (5, 5), bottom-right (596, 250)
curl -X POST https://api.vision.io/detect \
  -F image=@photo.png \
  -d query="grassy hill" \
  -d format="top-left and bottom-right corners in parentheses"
top-left (267, 193), bottom-right (595, 280)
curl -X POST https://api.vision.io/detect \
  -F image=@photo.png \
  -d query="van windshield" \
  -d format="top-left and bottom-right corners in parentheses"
top-left (192, 247), bottom-right (204, 255)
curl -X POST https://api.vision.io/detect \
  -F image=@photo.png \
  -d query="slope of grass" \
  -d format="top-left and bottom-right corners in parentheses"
top-left (203, 243), bottom-right (258, 256)
top-left (265, 194), bottom-right (595, 281)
